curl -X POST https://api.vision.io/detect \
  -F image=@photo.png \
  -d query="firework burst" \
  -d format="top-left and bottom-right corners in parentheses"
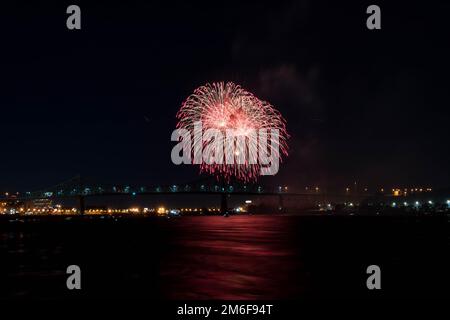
top-left (176, 82), bottom-right (288, 182)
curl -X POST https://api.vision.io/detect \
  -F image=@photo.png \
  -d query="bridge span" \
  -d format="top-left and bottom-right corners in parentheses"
top-left (0, 176), bottom-right (363, 215)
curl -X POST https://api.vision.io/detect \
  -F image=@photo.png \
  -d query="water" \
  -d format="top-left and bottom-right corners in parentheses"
top-left (160, 216), bottom-right (304, 299)
top-left (0, 215), bottom-right (449, 299)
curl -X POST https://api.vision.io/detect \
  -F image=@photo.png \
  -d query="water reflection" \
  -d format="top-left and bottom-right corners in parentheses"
top-left (160, 216), bottom-right (305, 299)
top-left (1, 215), bottom-right (448, 299)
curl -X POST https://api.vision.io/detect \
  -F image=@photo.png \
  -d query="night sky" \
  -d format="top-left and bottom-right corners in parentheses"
top-left (0, 0), bottom-right (449, 192)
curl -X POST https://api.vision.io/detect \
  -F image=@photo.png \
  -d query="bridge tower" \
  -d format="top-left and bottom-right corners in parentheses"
top-left (220, 193), bottom-right (228, 215)
top-left (79, 196), bottom-right (85, 215)
top-left (77, 175), bottom-right (85, 215)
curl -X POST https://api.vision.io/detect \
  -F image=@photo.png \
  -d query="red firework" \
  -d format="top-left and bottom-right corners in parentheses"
top-left (176, 82), bottom-right (288, 182)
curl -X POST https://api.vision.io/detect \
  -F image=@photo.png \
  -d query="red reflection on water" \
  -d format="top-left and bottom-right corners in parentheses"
top-left (159, 216), bottom-right (305, 299)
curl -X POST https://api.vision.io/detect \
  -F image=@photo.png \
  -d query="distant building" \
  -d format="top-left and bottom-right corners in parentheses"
top-left (24, 198), bottom-right (52, 211)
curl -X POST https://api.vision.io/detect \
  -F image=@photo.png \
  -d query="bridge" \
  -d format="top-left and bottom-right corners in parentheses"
top-left (0, 176), bottom-right (359, 215)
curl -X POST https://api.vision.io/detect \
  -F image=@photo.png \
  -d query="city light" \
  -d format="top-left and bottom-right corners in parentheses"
top-left (0, 186), bottom-right (445, 218)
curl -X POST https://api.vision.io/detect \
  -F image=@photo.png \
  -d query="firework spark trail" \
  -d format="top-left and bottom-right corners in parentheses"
top-left (176, 82), bottom-right (289, 182)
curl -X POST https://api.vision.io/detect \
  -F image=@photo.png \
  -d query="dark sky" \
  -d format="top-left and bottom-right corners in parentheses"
top-left (0, 0), bottom-right (449, 192)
